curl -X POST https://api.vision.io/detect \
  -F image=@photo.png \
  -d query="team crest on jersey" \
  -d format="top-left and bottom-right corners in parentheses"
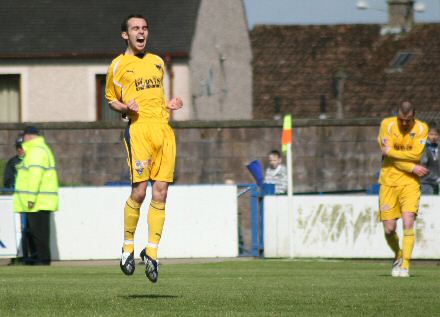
top-left (409, 133), bottom-right (415, 139)
top-left (155, 64), bottom-right (162, 71)
top-left (134, 160), bottom-right (151, 176)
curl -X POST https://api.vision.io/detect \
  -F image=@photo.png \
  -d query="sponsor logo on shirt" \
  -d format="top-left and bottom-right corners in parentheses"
top-left (134, 77), bottom-right (163, 91)
top-left (394, 144), bottom-right (413, 151)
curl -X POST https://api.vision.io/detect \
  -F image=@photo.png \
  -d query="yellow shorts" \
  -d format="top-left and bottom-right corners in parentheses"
top-left (379, 183), bottom-right (421, 221)
top-left (124, 121), bottom-right (176, 183)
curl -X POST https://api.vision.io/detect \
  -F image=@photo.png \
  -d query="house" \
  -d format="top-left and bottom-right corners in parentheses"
top-left (251, 0), bottom-right (440, 121)
top-left (0, 0), bottom-right (252, 122)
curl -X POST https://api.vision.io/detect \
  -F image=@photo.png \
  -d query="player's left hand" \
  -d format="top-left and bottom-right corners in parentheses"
top-left (412, 165), bottom-right (429, 177)
top-left (381, 145), bottom-right (391, 156)
top-left (381, 138), bottom-right (391, 156)
top-left (167, 97), bottom-right (183, 110)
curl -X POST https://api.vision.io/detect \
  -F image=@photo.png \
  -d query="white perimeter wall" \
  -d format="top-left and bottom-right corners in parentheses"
top-left (0, 185), bottom-right (238, 260)
top-left (264, 195), bottom-right (440, 259)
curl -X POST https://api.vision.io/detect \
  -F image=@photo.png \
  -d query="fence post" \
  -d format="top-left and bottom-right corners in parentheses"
top-left (249, 184), bottom-right (260, 257)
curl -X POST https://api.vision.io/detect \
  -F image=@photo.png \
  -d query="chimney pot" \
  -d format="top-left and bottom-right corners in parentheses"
top-left (387, 0), bottom-right (414, 32)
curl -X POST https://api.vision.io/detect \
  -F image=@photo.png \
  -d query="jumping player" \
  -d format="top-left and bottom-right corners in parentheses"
top-left (105, 14), bottom-right (183, 283)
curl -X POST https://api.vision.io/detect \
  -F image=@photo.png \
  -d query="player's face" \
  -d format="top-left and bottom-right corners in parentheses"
top-left (268, 154), bottom-right (281, 169)
top-left (397, 111), bottom-right (415, 132)
top-left (122, 18), bottom-right (148, 54)
top-left (428, 130), bottom-right (439, 144)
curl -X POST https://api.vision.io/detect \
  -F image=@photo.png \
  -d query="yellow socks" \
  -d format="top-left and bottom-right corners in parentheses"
top-left (122, 197), bottom-right (165, 259)
top-left (123, 197), bottom-right (140, 253)
top-left (385, 232), bottom-right (401, 260)
top-left (146, 200), bottom-right (166, 260)
top-left (402, 229), bottom-right (415, 270)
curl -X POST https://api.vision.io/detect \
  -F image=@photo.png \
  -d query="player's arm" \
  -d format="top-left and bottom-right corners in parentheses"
top-left (391, 160), bottom-right (428, 177)
top-left (105, 63), bottom-right (139, 118)
top-left (386, 142), bottom-right (426, 161)
top-left (378, 119), bottom-right (391, 152)
top-left (384, 124), bottom-right (428, 161)
top-left (109, 100), bottom-right (139, 117)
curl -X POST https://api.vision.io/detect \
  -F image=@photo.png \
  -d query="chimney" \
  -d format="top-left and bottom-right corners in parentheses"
top-left (384, 0), bottom-right (414, 34)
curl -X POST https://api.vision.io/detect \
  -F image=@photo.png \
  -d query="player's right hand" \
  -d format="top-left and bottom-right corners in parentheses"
top-left (412, 165), bottom-right (429, 177)
top-left (126, 99), bottom-right (139, 115)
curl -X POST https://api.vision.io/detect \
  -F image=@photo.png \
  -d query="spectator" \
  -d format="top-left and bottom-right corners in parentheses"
top-left (264, 150), bottom-right (287, 195)
top-left (3, 134), bottom-right (37, 265)
top-left (13, 126), bottom-right (59, 265)
top-left (421, 126), bottom-right (440, 195)
top-left (3, 135), bottom-right (25, 190)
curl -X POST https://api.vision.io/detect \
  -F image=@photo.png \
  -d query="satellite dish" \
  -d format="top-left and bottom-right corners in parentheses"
top-left (356, 0), bottom-right (369, 10)
top-left (414, 2), bottom-right (426, 12)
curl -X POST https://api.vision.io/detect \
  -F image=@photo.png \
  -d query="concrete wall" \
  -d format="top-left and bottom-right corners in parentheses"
top-left (190, 0), bottom-right (252, 120)
top-left (0, 119), bottom-right (381, 193)
top-left (264, 195), bottom-right (440, 258)
top-left (0, 185), bottom-right (238, 260)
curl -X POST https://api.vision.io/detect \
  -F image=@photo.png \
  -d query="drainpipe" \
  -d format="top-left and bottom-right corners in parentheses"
top-left (164, 52), bottom-right (174, 119)
top-left (333, 70), bottom-right (347, 119)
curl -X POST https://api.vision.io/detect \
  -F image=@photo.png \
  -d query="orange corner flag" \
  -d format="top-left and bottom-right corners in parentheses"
top-left (281, 114), bottom-right (292, 153)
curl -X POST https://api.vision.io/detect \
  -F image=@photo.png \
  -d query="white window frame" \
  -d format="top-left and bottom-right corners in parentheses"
top-left (87, 66), bottom-right (109, 121)
top-left (0, 67), bottom-right (28, 122)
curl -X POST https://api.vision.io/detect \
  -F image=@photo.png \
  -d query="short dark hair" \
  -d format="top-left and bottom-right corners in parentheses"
top-left (428, 124), bottom-right (439, 134)
top-left (269, 150), bottom-right (281, 158)
top-left (121, 14), bottom-right (149, 32)
top-left (398, 101), bottom-right (415, 116)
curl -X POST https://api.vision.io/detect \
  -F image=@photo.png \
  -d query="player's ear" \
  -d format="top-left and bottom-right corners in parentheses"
top-left (121, 32), bottom-right (129, 40)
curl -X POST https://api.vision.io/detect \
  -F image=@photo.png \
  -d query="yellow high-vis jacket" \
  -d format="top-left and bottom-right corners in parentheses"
top-left (13, 136), bottom-right (59, 212)
top-left (378, 117), bottom-right (428, 187)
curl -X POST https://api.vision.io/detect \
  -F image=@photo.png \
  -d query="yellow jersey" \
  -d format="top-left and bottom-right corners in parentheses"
top-left (105, 53), bottom-right (169, 123)
top-left (378, 117), bottom-right (428, 186)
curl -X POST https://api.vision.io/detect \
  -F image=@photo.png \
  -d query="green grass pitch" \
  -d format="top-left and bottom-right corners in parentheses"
top-left (1, 259), bottom-right (439, 316)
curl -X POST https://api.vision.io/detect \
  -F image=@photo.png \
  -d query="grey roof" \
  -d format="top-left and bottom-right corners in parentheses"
top-left (0, 0), bottom-right (201, 58)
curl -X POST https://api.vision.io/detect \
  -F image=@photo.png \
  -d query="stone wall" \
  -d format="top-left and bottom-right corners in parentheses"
top-left (0, 118), bottom-right (381, 192)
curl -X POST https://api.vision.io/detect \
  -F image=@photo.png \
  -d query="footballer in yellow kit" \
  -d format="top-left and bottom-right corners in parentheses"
top-left (378, 117), bottom-right (428, 220)
top-left (378, 101), bottom-right (428, 277)
top-left (105, 14), bottom-right (183, 283)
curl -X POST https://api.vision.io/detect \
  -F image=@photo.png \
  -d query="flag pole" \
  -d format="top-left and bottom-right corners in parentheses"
top-left (282, 115), bottom-right (294, 258)
top-left (287, 141), bottom-right (294, 258)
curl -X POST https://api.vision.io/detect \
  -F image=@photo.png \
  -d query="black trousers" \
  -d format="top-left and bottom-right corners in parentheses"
top-left (26, 211), bottom-right (51, 265)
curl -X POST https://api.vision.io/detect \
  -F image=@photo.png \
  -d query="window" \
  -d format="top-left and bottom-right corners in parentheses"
top-left (96, 74), bottom-right (121, 122)
top-left (389, 51), bottom-right (415, 71)
top-left (0, 74), bottom-right (20, 122)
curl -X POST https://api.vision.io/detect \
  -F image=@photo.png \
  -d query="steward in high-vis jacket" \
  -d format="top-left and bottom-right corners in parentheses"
top-left (13, 126), bottom-right (58, 265)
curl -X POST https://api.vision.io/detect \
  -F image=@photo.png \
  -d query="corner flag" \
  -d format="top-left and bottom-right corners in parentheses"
top-left (281, 114), bottom-right (292, 153)
top-left (281, 114), bottom-right (294, 257)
